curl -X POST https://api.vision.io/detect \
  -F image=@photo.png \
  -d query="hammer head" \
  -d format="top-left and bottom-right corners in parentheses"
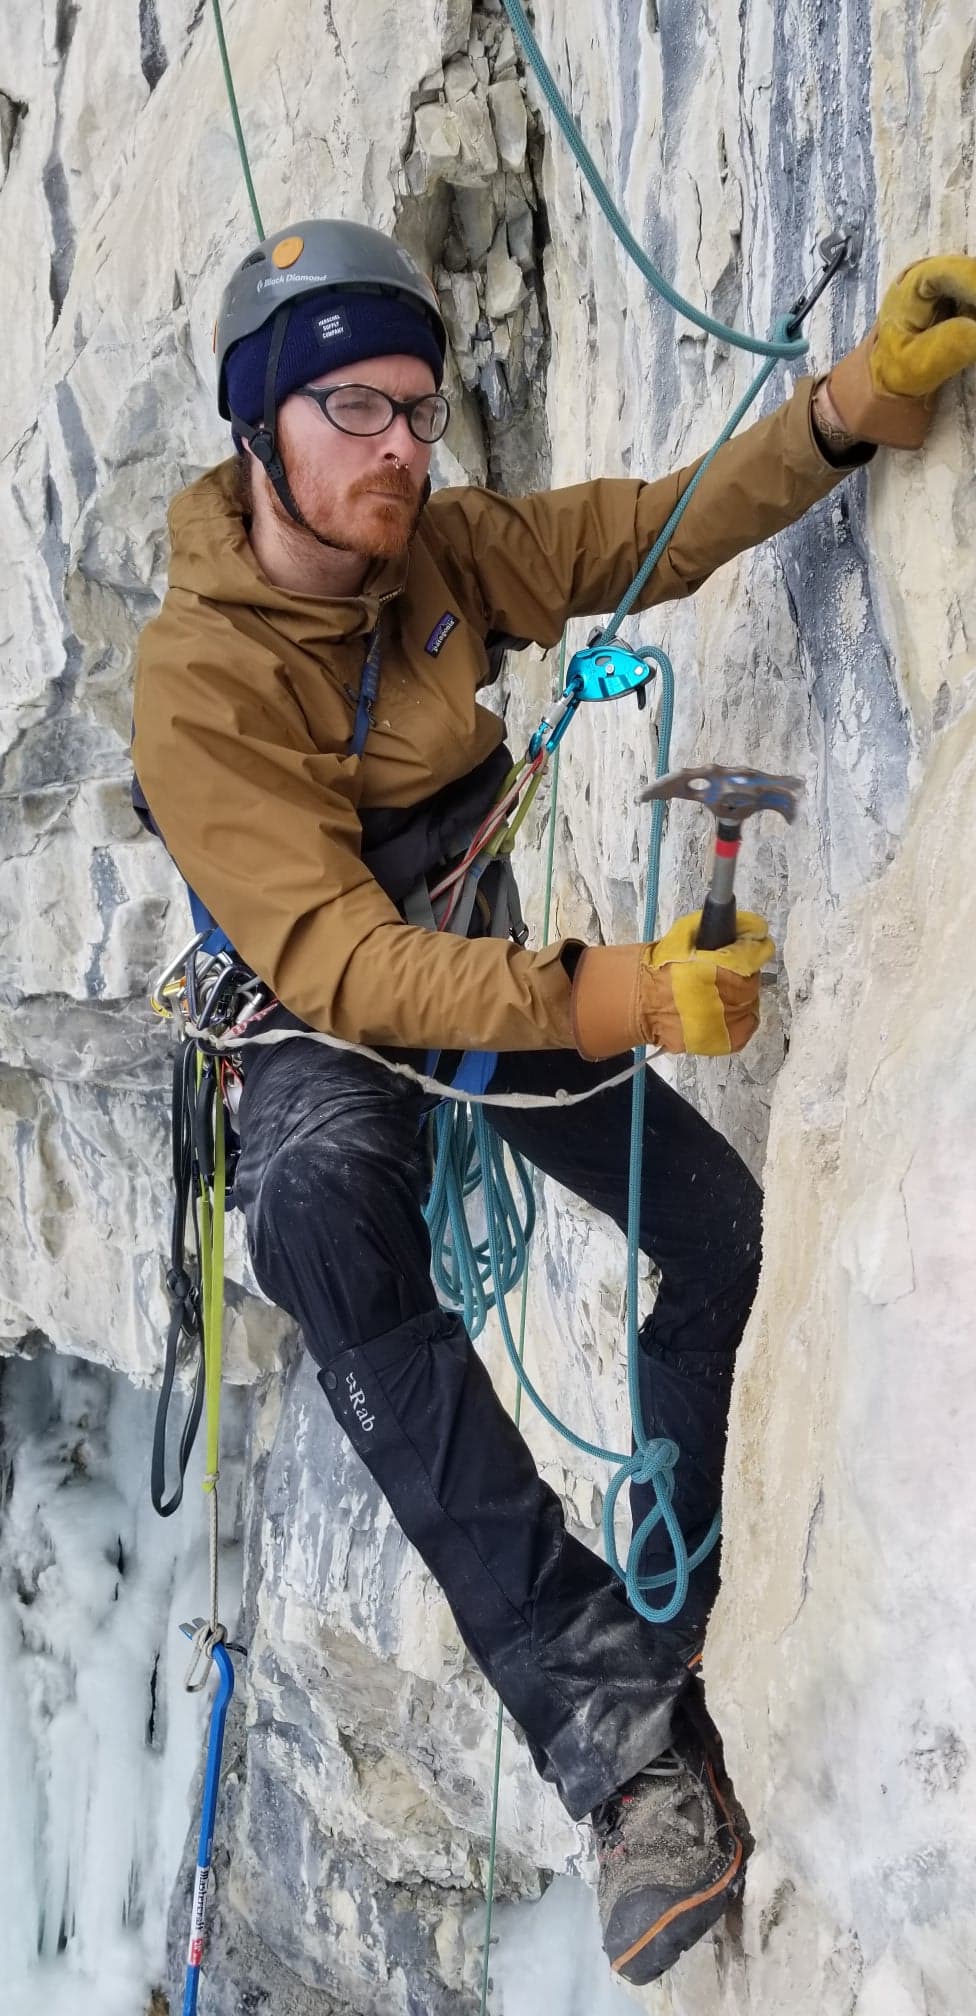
top-left (639, 763), bottom-right (803, 825)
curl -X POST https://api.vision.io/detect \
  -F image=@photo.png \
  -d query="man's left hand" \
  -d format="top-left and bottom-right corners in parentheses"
top-left (827, 253), bottom-right (976, 449)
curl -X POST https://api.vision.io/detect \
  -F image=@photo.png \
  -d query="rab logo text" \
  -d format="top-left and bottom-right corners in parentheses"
top-left (346, 1373), bottom-right (375, 1434)
top-left (424, 612), bottom-right (458, 656)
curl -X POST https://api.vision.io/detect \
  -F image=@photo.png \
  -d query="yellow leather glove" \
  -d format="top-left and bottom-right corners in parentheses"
top-left (828, 254), bottom-right (976, 447)
top-left (570, 911), bottom-right (775, 1060)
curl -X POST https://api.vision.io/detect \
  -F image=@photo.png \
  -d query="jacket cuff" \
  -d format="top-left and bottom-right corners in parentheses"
top-left (800, 371), bottom-right (876, 469)
top-left (570, 943), bottom-right (644, 1060)
top-left (826, 333), bottom-right (932, 450)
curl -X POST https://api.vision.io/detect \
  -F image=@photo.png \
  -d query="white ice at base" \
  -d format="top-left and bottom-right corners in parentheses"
top-left (0, 1353), bottom-right (243, 2014)
top-left (490, 1874), bottom-right (635, 2015)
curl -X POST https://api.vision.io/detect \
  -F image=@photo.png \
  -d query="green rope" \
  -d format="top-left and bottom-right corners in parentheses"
top-left (210, 0), bottom-right (265, 239)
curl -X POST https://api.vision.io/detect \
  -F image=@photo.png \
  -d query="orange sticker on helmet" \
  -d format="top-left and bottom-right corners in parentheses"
top-left (272, 235), bottom-right (304, 270)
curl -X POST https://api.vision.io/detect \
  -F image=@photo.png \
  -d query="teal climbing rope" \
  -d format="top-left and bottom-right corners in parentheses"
top-left (424, 1101), bottom-right (535, 1341)
top-left (461, 0), bottom-right (839, 1631)
top-left (471, 651), bottom-right (717, 1626)
top-left (499, 0), bottom-right (808, 365)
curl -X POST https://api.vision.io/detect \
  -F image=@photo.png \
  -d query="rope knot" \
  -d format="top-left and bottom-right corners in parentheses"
top-left (630, 1436), bottom-right (679, 1490)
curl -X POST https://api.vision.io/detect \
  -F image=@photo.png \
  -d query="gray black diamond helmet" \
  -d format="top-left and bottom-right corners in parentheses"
top-left (215, 219), bottom-right (447, 418)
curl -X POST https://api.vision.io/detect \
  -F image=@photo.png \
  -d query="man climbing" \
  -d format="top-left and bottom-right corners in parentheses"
top-left (132, 222), bottom-right (976, 1985)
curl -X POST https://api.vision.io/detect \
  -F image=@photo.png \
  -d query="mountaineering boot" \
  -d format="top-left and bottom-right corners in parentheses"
top-left (592, 1681), bottom-right (751, 1985)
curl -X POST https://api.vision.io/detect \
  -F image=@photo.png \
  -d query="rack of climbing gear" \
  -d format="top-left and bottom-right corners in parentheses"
top-left (149, 929), bottom-right (268, 2009)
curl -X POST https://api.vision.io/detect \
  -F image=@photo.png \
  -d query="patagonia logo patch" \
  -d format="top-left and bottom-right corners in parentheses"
top-left (315, 308), bottom-right (352, 345)
top-left (425, 612), bottom-right (459, 656)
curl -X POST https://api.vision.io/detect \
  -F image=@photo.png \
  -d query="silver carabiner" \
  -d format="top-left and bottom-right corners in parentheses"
top-left (149, 929), bottom-right (210, 1015)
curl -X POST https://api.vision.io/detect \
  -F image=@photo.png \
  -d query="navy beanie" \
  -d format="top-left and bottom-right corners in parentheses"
top-left (225, 288), bottom-right (445, 440)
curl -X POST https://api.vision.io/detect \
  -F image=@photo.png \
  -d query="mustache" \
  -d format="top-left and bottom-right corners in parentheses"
top-left (350, 467), bottom-right (418, 505)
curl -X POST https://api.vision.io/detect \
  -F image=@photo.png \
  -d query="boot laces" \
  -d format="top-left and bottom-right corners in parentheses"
top-left (593, 1749), bottom-right (684, 1844)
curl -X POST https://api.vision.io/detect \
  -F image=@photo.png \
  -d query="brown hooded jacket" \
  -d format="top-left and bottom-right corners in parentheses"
top-left (132, 378), bottom-right (863, 1054)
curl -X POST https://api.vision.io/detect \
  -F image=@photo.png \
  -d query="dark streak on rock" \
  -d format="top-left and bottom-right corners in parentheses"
top-left (55, 0), bottom-right (79, 59)
top-left (43, 153), bottom-right (74, 324)
top-left (763, 5), bottom-right (910, 871)
top-left (959, 34), bottom-right (976, 192)
top-left (43, 0), bottom-right (81, 327)
top-left (146, 1651), bottom-right (160, 1744)
top-left (616, 0), bottom-right (643, 179)
top-left (139, 0), bottom-right (168, 93)
top-left (55, 378), bottom-right (98, 507)
top-left (85, 848), bottom-right (129, 998)
top-left (0, 92), bottom-right (28, 178)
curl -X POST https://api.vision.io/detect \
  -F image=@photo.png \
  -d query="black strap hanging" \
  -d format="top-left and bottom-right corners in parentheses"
top-left (151, 1042), bottom-right (207, 1517)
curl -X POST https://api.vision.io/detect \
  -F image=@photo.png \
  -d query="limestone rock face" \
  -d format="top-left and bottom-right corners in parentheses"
top-left (1, 1), bottom-right (974, 2013)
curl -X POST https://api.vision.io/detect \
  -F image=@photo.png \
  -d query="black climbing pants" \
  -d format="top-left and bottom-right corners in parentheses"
top-left (233, 1031), bottom-right (762, 1820)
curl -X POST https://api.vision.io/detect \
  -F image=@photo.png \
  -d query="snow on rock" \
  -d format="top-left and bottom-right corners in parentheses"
top-left (1, 0), bottom-right (974, 2011)
top-left (0, 1350), bottom-right (249, 2014)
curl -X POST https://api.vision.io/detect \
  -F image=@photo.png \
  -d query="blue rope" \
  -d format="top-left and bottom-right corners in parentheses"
top-left (424, 655), bottom-right (719, 1618)
top-left (424, 1102), bottom-right (536, 1341)
top-left (423, 318), bottom-right (784, 1610)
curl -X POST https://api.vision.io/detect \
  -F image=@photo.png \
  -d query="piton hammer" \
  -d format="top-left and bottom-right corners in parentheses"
top-left (639, 764), bottom-right (803, 951)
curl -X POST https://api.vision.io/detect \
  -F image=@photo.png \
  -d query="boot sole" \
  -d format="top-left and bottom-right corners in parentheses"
top-left (608, 1756), bottom-right (746, 1985)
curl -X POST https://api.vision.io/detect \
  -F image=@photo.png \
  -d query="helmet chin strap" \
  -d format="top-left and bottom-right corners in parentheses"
top-left (231, 305), bottom-right (334, 543)
top-left (231, 303), bottom-right (433, 545)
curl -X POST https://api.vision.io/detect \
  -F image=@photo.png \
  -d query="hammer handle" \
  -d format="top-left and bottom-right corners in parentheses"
top-left (697, 825), bottom-right (741, 951)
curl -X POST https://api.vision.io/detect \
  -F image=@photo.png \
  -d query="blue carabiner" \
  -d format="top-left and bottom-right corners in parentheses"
top-left (180, 1630), bottom-right (236, 2016)
top-left (528, 685), bottom-right (582, 758)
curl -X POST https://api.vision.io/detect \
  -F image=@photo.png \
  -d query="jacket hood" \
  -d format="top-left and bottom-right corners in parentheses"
top-left (165, 458), bottom-right (409, 641)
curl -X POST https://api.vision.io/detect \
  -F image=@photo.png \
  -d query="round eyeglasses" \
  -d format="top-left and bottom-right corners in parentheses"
top-left (298, 383), bottom-right (451, 445)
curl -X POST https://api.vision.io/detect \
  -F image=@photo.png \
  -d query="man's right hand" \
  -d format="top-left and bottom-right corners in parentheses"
top-left (827, 253), bottom-right (976, 448)
top-left (570, 911), bottom-right (775, 1060)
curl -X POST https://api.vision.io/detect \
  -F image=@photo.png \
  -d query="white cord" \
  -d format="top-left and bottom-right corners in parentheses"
top-left (187, 1017), bottom-right (655, 1109)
